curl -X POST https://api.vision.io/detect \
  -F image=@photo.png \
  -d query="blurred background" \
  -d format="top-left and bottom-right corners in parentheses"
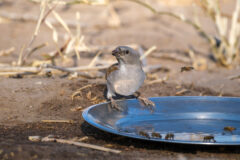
top-left (0, 0), bottom-right (239, 94)
top-left (1, 1), bottom-right (240, 159)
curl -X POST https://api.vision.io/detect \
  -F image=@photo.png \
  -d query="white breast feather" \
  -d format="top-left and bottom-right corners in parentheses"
top-left (113, 65), bottom-right (144, 96)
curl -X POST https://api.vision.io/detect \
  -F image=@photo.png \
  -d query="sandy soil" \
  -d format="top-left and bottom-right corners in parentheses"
top-left (0, 0), bottom-right (240, 159)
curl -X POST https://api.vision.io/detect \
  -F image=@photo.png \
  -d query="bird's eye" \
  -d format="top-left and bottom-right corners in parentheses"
top-left (126, 50), bottom-right (129, 54)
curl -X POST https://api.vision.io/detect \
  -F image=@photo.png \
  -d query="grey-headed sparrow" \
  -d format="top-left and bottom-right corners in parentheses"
top-left (106, 46), bottom-right (155, 110)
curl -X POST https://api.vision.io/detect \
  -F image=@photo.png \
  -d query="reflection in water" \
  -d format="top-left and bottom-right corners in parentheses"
top-left (116, 115), bottom-right (240, 143)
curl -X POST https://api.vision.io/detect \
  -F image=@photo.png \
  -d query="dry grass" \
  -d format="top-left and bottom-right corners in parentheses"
top-left (2, 0), bottom-right (239, 68)
top-left (126, 0), bottom-right (240, 67)
top-left (2, 0), bottom-right (238, 83)
top-left (199, 0), bottom-right (240, 67)
top-left (0, 0), bottom-right (160, 80)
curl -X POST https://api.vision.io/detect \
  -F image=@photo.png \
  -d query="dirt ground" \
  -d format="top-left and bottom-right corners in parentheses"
top-left (0, 0), bottom-right (240, 160)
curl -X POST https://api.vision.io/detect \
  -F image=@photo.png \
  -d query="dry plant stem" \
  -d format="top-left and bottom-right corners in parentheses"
top-left (0, 64), bottom-right (161, 75)
top-left (201, 0), bottom-right (240, 66)
top-left (218, 84), bottom-right (224, 97)
top-left (0, 72), bottom-right (38, 76)
top-left (22, 0), bottom-right (47, 63)
top-left (30, 0), bottom-right (211, 43)
top-left (49, 6), bottom-right (86, 60)
top-left (75, 12), bottom-right (81, 60)
top-left (45, 20), bottom-right (64, 58)
top-left (71, 84), bottom-right (92, 100)
top-left (78, 136), bottom-right (88, 142)
top-left (176, 89), bottom-right (189, 95)
top-left (31, 0), bottom-right (47, 43)
top-left (51, 8), bottom-right (72, 37)
top-left (116, 0), bottom-right (211, 43)
top-left (45, 64), bottom-right (100, 79)
top-left (22, 2), bottom-right (58, 64)
top-left (0, 66), bottom-right (40, 72)
top-left (48, 38), bottom-right (71, 60)
top-left (26, 43), bottom-right (48, 60)
top-left (0, 47), bottom-right (15, 56)
top-left (88, 51), bottom-right (102, 67)
top-left (55, 43), bottom-right (64, 58)
top-left (41, 137), bottom-right (121, 154)
top-left (0, 67), bottom-right (98, 78)
top-left (41, 120), bottom-right (75, 123)
top-left (0, 65), bottom-right (109, 73)
top-left (74, 44), bottom-right (81, 60)
top-left (32, 0), bottom-right (109, 5)
top-left (29, 0), bottom-right (90, 5)
top-left (70, 106), bottom-right (83, 112)
top-left (17, 45), bottom-right (26, 66)
top-left (0, 12), bottom-right (88, 29)
top-left (140, 45), bottom-right (156, 60)
top-left (228, 74), bottom-right (240, 80)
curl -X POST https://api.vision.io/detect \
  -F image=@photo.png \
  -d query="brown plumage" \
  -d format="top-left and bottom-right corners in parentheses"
top-left (105, 63), bottom-right (118, 80)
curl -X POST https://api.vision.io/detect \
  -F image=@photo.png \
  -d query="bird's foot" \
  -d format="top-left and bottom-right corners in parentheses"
top-left (138, 97), bottom-right (155, 112)
top-left (109, 98), bottom-right (122, 111)
top-left (138, 97), bottom-right (155, 106)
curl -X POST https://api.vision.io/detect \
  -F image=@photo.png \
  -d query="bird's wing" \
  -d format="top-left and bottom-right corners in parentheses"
top-left (105, 63), bottom-right (119, 80)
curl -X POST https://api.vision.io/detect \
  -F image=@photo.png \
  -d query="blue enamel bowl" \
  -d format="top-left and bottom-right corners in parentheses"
top-left (82, 96), bottom-right (240, 145)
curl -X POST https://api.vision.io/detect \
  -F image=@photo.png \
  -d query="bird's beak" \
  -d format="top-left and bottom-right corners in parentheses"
top-left (112, 49), bottom-right (119, 57)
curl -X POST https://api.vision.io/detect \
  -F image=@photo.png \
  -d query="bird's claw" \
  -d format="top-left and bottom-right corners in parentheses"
top-left (110, 100), bottom-right (123, 111)
top-left (138, 97), bottom-right (155, 112)
top-left (139, 97), bottom-right (155, 106)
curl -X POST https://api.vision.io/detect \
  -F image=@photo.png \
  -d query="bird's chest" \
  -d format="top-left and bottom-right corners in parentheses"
top-left (113, 65), bottom-right (145, 96)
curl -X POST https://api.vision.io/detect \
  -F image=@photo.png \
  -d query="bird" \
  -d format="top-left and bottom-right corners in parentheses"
top-left (105, 46), bottom-right (155, 110)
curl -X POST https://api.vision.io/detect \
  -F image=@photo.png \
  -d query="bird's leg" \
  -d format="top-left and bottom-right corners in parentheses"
top-left (109, 97), bottom-right (122, 111)
top-left (134, 92), bottom-right (155, 110)
top-left (107, 90), bottom-right (122, 111)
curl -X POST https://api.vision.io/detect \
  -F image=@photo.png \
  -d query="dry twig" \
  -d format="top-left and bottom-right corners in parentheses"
top-left (175, 89), bottom-right (190, 95)
top-left (0, 47), bottom-right (15, 56)
top-left (41, 137), bottom-right (121, 154)
top-left (71, 84), bottom-right (93, 100)
top-left (0, 72), bottom-right (37, 77)
top-left (29, 136), bottom-right (42, 142)
top-left (88, 51), bottom-right (102, 67)
top-left (70, 106), bottom-right (83, 112)
top-left (0, 63), bottom-right (163, 78)
top-left (17, 45), bottom-right (25, 66)
top-left (22, 1), bottom-right (58, 65)
top-left (41, 119), bottom-right (75, 123)
top-left (140, 45), bottom-right (157, 60)
top-left (27, 43), bottom-right (48, 60)
top-left (228, 74), bottom-right (240, 80)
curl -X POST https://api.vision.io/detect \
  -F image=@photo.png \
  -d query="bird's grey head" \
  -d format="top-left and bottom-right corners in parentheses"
top-left (112, 46), bottom-right (141, 65)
